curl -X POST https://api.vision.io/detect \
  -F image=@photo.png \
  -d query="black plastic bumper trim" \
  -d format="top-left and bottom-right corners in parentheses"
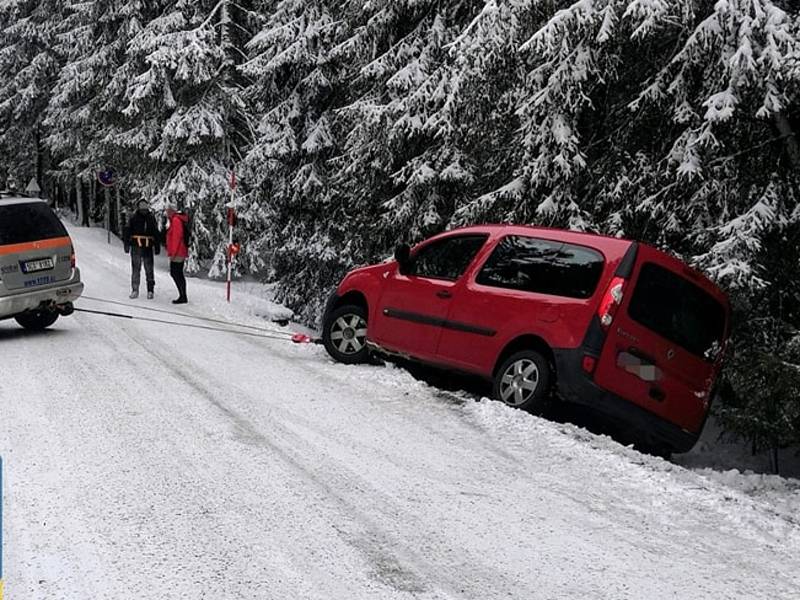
top-left (553, 347), bottom-right (699, 453)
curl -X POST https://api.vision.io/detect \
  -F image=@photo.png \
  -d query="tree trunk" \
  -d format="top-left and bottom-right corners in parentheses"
top-left (115, 186), bottom-right (122, 235)
top-left (770, 447), bottom-right (780, 475)
top-left (774, 112), bottom-right (800, 170)
top-left (104, 186), bottom-right (111, 243)
top-left (89, 175), bottom-right (96, 222)
top-left (76, 178), bottom-right (86, 226)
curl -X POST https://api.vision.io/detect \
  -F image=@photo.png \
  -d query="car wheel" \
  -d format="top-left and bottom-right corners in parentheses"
top-left (15, 310), bottom-right (59, 331)
top-left (323, 304), bottom-right (369, 364)
top-left (493, 350), bottom-right (551, 413)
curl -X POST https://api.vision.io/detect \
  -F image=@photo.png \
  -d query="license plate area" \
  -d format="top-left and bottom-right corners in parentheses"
top-left (21, 257), bottom-right (55, 273)
top-left (617, 350), bottom-right (662, 382)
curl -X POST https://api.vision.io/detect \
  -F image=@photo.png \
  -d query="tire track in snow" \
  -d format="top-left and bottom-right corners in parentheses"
top-left (113, 320), bottom-right (528, 599)
top-left (47, 312), bottom-right (420, 599)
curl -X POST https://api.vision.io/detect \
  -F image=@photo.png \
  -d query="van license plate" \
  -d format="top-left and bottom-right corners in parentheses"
top-left (618, 351), bottom-right (662, 382)
top-left (22, 258), bottom-right (55, 273)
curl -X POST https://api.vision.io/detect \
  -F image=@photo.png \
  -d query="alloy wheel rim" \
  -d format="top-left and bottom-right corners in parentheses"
top-left (330, 314), bottom-right (368, 355)
top-left (499, 359), bottom-right (539, 406)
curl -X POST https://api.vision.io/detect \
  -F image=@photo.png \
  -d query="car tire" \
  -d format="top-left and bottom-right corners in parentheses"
top-left (15, 310), bottom-right (59, 331)
top-left (493, 350), bottom-right (552, 413)
top-left (323, 304), bottom-right (369, 364)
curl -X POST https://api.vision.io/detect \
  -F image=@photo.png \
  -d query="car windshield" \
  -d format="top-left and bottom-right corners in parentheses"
top-left (628, 262), bottom-right (726, 360)
top-left (0, 202), bottom-right (68, 245)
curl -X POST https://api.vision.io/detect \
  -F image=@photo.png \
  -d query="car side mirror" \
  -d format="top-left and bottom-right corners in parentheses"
top-left (394, 243), bottom-right (412, 275)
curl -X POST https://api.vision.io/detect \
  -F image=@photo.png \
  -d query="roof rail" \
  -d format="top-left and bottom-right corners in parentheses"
top-left (0, 190), bottom-right (30, 198)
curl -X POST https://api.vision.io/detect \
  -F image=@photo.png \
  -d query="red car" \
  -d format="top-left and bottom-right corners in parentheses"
top-left (322, 225), bottom-right (730, 453)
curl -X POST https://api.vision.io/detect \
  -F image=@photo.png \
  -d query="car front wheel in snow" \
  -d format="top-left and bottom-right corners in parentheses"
top-left (494, 350), bottom-right (551, 413)
top-left (15, 310), bottom-right (59, 331)
top-left (323, 304), bottom-right (369, 364)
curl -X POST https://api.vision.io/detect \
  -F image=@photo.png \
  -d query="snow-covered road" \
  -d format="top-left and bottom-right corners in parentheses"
top-left (2, 225), bottom-right (799, 599)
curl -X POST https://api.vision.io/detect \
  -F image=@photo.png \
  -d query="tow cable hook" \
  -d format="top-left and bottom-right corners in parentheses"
top-left (56, 302), bottom-right (75, 316)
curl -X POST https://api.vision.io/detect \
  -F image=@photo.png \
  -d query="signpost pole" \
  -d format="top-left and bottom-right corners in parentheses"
top-left (115, 186), bottom-right (122, 237)
top-left (226, 170), bottom-right (236, 303)
top-left (105, 187), bottom-right (111, 244)
top-left (96, 169), bottom-right (116, 244)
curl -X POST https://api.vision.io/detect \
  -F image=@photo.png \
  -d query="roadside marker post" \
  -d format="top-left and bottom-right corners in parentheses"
top-left (226, 169), bottom-right (237, 303)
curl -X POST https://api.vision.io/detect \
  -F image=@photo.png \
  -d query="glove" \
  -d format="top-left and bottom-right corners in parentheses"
top-left (124, 244), bottom-right (130, 254)
top-left (155, 246), bottom-right (161, 256)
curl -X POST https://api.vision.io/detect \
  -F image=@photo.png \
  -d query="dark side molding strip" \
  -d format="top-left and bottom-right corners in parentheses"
top-left (383, 308), bottom-right (496, 337)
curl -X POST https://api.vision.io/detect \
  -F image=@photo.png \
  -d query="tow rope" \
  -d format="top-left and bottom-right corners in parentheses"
top-left (81, 295), bottom-right (293, 334)
top-left (74, 299), bottom-right (321, 345)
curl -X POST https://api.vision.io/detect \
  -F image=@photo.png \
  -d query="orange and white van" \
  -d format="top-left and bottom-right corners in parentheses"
top-left (0, 195), bottom-right (84, 330)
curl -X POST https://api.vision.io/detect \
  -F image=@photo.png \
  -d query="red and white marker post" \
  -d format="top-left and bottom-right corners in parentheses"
top-left (226, 170), bottom-right (238, 303)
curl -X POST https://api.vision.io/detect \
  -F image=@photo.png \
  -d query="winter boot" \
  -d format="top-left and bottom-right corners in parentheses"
top-left (129, 290), bottom-right (139, 299)
top-left (172, 297), bottom-right (188, 305)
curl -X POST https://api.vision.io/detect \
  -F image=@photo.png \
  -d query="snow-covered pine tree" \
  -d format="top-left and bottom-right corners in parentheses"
top-left (332, 0), bottom-right (449, 243)
top-left (123, 0), bottom-right (252, 273)
top-left (244, 0), bottom-right (489, 322)
top-left (445, 1), bottom-right (799, 250)
top-left (44, 0), bottom-right (167, 225)
top-left (241, 0), bottom-right (338, 294)
top-left (443, 0), bottom-right (529, 227)
top-left (718, 218), bottom-right (800, 472)
top-left (0, 0), bottom-right (66, 191)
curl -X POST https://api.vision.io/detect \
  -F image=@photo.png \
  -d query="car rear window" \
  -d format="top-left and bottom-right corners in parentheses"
top-left (476, 235), bottom-right (605, 299)
top-left (0, 202), bottom-right (68, 246)
top-left (628, 262), bottom-right (726, 360)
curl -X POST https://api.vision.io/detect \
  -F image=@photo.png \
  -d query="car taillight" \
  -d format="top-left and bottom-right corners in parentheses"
top-left (70, 245), bottom-right (76, 269)
top-left (597, 276), bottom-right (627, 331)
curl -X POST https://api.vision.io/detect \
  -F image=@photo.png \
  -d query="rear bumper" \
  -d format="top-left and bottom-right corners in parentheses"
top-left (554, 349), bottom-right (700, 454)
top-left (0, 269), bottom-right (84, 319)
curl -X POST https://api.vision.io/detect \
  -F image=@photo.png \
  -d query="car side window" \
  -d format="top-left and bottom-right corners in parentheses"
top-left (476, 235), bottom-right (605, 299)
top-left (409, 235), bottom-right (488, 281)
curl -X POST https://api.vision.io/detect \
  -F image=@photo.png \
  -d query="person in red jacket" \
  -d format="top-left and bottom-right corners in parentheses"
top-left (165, 207), bottom-right (190, 304)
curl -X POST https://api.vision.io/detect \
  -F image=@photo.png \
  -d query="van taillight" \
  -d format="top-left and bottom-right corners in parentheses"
top-left (70, 245), bottom-right (76, 269)
top-left (597, 276), bottom-right (627, 330)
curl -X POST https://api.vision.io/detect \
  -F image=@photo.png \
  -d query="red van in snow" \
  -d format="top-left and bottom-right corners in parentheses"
top-left (322, 225), bottom-right (730, 453)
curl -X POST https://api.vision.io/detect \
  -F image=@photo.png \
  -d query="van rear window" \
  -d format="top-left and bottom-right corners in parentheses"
top-left (0, 202), bottom-right (68, 246)
top-left (628, 262), bottom-right (726, 360)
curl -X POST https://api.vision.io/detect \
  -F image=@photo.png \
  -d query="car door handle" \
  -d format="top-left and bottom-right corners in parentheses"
top-left (436, 290), bottom-right (452, 299)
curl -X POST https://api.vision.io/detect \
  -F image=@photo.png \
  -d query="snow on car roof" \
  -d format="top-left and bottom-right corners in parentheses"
top-left (0, 194), bottom-right (45, 205)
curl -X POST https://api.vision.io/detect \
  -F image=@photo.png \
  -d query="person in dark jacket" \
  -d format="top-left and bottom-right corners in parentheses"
top-left (123, 200), bottom-right (160, 299)
top-left (165, 206), bottom-right (189, 304)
